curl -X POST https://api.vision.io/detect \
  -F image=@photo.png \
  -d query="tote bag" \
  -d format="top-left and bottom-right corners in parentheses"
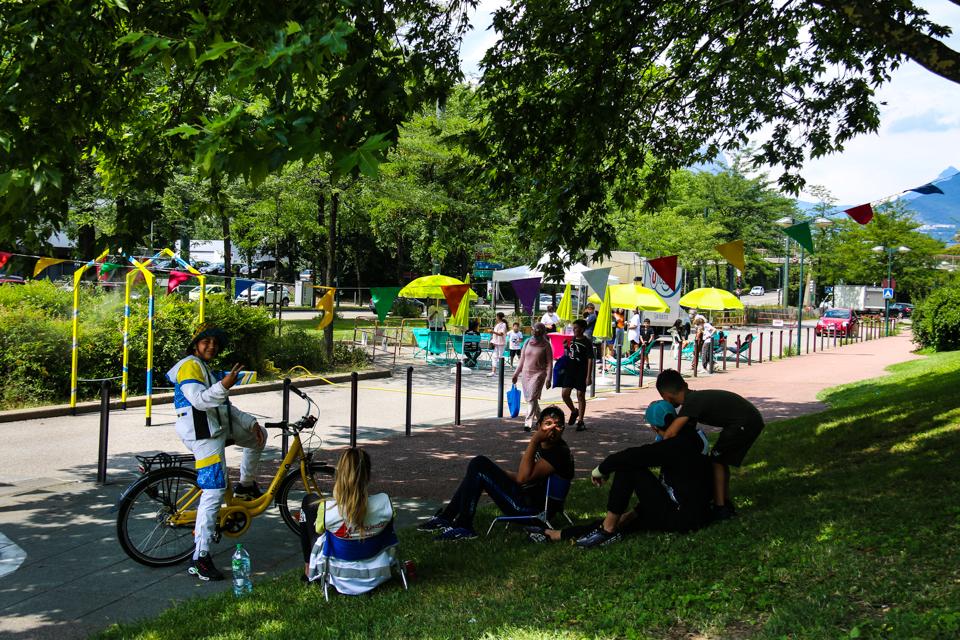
top-left (506, 384), bottom-right (521, 418)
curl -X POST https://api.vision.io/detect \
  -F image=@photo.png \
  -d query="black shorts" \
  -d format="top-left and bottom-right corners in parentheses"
top-left (561, 367), bottom-right (588, 392)
top-left (710, 422), bottom-right (763, 466)
top-left (509, 348), bottom-right (522, 358)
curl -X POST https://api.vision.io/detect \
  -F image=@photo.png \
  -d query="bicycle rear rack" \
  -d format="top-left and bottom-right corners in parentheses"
top-left (135, 452), bottom-right (196, 475)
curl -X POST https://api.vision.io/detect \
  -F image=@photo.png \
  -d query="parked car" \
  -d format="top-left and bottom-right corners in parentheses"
top-left (187, 284), bottom-right (226, 301)
top-left (0, 274), bottom-right (26, 286)
top-left (235, 283), bottom-right (290, 306)
top-left (749, 286), bottom-right (765, 296)
top-left (537, 292), bottom-right (578, 309)
top-left (816, 308), bottom-right (859, 337)
top-left (200, 262), bottom-right (226, 275)
top-left (888, 302), bottom-right (914, 318)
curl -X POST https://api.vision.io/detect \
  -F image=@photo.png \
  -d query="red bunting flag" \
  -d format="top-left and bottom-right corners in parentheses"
top-left (647, 256), bottom-right (678, 290)
top-left (167, 270), bottom-right (193, 294)
top-left (843, 203), bottom-right (874, 225)
top-left (0, 251), bottom-right (10, 269)
top-left (440, 284), bottom-right (471, 317)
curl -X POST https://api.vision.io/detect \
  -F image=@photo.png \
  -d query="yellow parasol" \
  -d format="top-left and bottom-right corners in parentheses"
top-left (398, 274), bottom-right (479, 300)
top-left (592, 287), bottom-right (613, 340)
top-left (586, 284), bottom-right (669, 312)
top-left (555, 283), bottom-right (576, 323)
top-left (677, 287), bottom-right (744, 310)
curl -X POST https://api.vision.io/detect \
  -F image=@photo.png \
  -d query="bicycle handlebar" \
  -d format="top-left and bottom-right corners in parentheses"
top-left (264, 421), bottom-right (287, 430)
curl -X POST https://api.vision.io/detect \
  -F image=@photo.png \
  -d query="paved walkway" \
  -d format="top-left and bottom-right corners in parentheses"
top-left (0, 331), bottom-right (918, 639)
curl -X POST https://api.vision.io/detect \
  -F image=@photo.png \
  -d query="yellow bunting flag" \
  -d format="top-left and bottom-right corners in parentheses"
top-left (33, 257), bottom-right (67, 277)
top-left (714, 240), bottom-right (745, 272)
top-left (316, 287), bottom-right (336, 329)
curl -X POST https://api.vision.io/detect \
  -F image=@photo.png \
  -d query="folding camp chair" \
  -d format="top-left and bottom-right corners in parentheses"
top-left (315, 521), bottom-right (409, 601)
top-left (411, 328), bottom-right (431, 359)
top-left (721, 334), bottom-right (753, 361)
top-left (425, 330), bottom-right (451, 364)
top-left (485, 475), bottom-right (574, 535)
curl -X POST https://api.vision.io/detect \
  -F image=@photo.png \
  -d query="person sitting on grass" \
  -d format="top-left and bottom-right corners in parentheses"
top-left (417, 406), bottom-right (575, 541)
top-left (655, 369), bottom-right (765, 520)
top-left (299, 448), bottom-right (397, 595)
top-left (529, 400), bottom-right (712, 547)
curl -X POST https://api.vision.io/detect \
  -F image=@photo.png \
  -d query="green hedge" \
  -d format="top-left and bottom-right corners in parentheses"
top-left (0, 281), bottom-right (366, 408)
top-left (912, 285), bottom-right (960, 352)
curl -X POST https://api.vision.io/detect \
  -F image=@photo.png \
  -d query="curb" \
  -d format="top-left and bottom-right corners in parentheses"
top-left (0, 369), bottom-right (393, 423)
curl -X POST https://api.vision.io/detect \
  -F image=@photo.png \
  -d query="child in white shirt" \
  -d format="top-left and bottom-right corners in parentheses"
top-left (506, 323), bottom-right (524, 367)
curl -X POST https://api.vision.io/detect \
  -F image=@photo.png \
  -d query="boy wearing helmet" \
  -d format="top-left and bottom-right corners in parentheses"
top-left (167, 324), bottom-right (267, 581)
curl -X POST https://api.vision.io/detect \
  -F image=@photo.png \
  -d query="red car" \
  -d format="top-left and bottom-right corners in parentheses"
top-left (0, 275), bottom-right (26, 286)
top-left (816, 308), bottom-right (859, 337)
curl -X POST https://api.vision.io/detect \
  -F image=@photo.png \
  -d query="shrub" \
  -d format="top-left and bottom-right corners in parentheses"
top-left (268, 329), bottom-right (328, 372)
top-left (911, 286), bottom-right (960, 351)
top-left (0, 307), bottom-right (72, 407)
top-left (0, 279), bottom-right (73, 317)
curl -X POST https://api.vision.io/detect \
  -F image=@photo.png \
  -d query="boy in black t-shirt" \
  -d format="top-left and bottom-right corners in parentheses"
top-left (562, 319), bottom-right (594, 432)
top-left (417, 406), bottom-right (575, 540)
top-left (655, 369), bottom-right (765, 520)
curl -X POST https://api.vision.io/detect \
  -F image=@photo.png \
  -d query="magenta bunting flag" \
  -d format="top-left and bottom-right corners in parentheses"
top-left (167, 270), bottom-right (192, 294)
top-left (647, 256), bottom-right (678, 290)
top-left (843, 203), bottom-right (874, 225)
top-left (511, 277), bottom-right (542, 314)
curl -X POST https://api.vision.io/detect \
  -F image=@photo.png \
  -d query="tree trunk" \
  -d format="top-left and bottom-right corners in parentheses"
top-left (324, 191), bottom-right (338, 359)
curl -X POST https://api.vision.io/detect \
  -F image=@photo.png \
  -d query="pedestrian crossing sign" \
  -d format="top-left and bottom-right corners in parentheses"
top-left (883, 288), bottom-right (894, 300)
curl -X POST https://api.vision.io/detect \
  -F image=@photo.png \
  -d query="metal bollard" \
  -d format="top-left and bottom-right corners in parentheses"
top-left (707, 338), bottom-right (714, 374)
top-left (747, 336), bottom-right (753, 365)
top-left (639, 352), bottom-right (645, 387)
top-left (769, 331), bottom-right (774, 361)
top-left (788, 330), bottom-right (792, 356)
top-left (658, 343), bottom-right (665, 373)
top-left (758, 332), bottom-right (763, 363)
top-left (497, 357), bottom-right (505, 418)
top-left (676, 342), bottom-right (682, 371)
top-left (779, 330), bottom-right (783, 359)
top-left (96, 380), bottom-right (111, 485)
top-left (806, 327), bottom-right (811, 353)
top-left (735, 336), bottom-right (741, 368)
top-left (692, 341), bottom-right (699, 377)
top-left (615, 344), bottom-right (622, 393)
top-left (721, 338), bottom-right (727, 370)
top-left (454, 361), bottom-right (462, 426)
top-left (350, 372), bottom-right (358, 447)
top-left (405, 366), bottom-right (413, 436)
top-left (833, 330), bottom-right (837, 349)
top-left (282, 378), bottom-right (291, 457)
top-left (813, 328), bottom-right (816, 352)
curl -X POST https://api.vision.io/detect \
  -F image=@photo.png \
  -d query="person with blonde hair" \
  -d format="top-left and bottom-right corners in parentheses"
top-left (300, 448), bottom-right (398, 595)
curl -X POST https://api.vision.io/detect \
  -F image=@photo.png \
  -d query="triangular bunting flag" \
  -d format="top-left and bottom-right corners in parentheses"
top-left (555, 283), bottom-right (575, 323)
top-left (511, 277), bottom-right (542, 314)
top-left (0, 251), bottom-right (11, 269)
top-left (715, 240), bottom-right (745, 272)
top-left (167, 270), bottom-right (193, 294)
top-left (33, 257), bottom-right (67, 277)
top-left (580, 267), bottom-right (612, 300)
top-left (908, 183), bottom-right (944, 195)
top-left (647, 256), bottom-right (677, 290)
top-left (98, 262), bottom-right (121, 280)
top-left (234, 279), bottom-right (255, 297)
top-left (592, 288), bottom-right (613, 340)
top-left (784, 221), bottom-right (815, 254)
top-left (450, 276), bottom-right (472, 328)
top-left (441, 284), bottom-right (471, 317)
top-left (370, 286), bottom-right (402, 322)
top-left (317, 287), bottom-right (336, 329)
top-left (843, 203), bottom-right (874, 225)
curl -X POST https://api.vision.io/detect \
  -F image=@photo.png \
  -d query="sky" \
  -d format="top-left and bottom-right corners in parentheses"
top-left (457, 0), bottom-right (960, 205)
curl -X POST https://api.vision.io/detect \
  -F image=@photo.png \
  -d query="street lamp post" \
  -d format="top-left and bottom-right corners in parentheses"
top-left (872, 245), bottom-right (911, 336)
top-left (775, 216), bottom-right (794, 308)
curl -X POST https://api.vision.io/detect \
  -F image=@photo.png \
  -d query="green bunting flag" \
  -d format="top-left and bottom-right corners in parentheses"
top-left (370, 286), bottom-right (402, 322)
top-left (783, 221), bottom-right (815, 254)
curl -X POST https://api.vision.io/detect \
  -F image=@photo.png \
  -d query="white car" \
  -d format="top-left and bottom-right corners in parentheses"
top-left (235, 283), bottom-right (290, 306)
top-left (749, 286), bottom-right (765, 296)
top-left (187, 284), bottom-right (226, 301)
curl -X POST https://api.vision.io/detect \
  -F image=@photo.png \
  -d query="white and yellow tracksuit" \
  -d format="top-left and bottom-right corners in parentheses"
top-left (167, 355), bottom-right (264, 559)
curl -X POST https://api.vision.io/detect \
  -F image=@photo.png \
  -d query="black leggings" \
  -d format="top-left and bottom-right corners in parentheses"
top-left (299, 494), bottom-right (324, 563)
top-left (606, 468), bottom-right (695, 533)
top-left (439, 455), bottom-right (534, 529)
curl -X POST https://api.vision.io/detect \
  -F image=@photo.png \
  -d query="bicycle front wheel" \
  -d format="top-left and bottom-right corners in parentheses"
top-left (116, 467), bottom-right (201, 567)
top-left (276, 462), bottom-right (335, 536)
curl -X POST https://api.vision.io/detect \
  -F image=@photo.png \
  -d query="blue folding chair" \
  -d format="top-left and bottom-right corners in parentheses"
top-left (485, 475), bottom-right (574, 535)
top-left (315, 521), bottom-right (409, 601)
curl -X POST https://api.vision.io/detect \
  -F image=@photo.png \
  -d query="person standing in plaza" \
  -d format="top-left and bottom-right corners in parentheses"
top-left (489, 312), bottom-right (507, 376)
top-left (541, 305), bottom-right (560, 333)
top-left (561, 319), bottom-right (594, 432)
top-left (512, 323), bottom-right (554, 431)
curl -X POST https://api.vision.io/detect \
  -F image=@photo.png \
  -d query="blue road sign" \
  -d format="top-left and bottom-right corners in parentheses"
top-left (883, 288), bottom-right (894, 300)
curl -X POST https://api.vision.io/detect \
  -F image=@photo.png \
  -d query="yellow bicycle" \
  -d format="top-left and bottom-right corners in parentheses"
top-left (116, 392), bottom-right (334, 567)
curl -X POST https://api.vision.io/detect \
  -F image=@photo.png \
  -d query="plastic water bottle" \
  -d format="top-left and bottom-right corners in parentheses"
top-left (232, 544), bottom-right (252, 597)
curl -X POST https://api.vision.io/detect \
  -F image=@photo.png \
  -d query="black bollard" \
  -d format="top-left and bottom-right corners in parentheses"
top-left (615, 343), bottom-right (622, 393)
top-left (497, 357), bottom-right (505, 418)
top-left (96, 380), bottom-right (111, 485)
top-left (735, 336), bottom-right (741, 368)
top-left (281, 378), bottom-right (291, 456)
top-left (405, 366), bottom-right (413, 437)
top-left (454, 361), bottom-right (462, 426)
top-left (658, 343), bottom-right (665, 373)
top-left (350, 372), bottom-right (358, 447)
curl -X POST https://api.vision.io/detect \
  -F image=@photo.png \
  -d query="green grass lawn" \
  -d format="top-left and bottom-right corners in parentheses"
top-left (282, 316), bottom-right (422, 342)
top-left (98, 351), bottom-right (960, 639)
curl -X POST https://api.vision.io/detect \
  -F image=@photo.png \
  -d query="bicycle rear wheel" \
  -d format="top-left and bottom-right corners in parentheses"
top-left (276, 462), bottom-right (335, 536)
top-left (116, 467), bottom-right (200, 567)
